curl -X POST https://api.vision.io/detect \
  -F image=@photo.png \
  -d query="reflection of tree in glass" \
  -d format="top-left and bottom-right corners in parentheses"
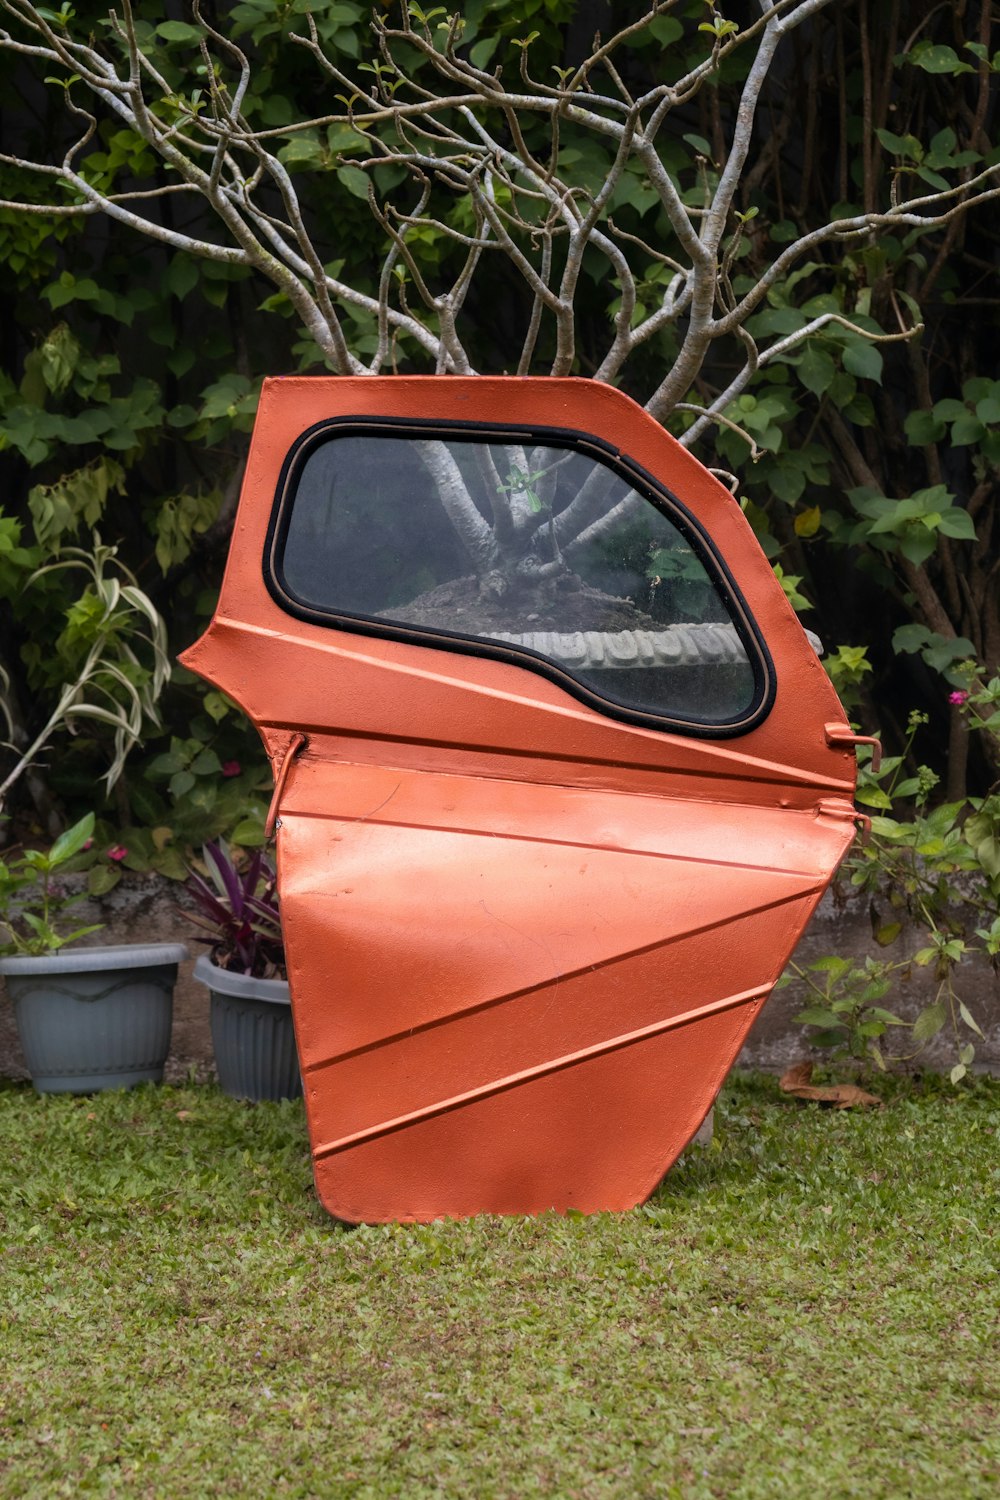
top-left (415, 439), bottom-right (639, 612)
top-left (490, 451), bottom-right (579, 571)
top-left (648, 545), bottom-right (720, 626)
top-left (381, 438), bottom-right (741, 654)
top-left (282, 433), bottom-right (757, 720)
top-left (496, 464), bottom-right (545, 516)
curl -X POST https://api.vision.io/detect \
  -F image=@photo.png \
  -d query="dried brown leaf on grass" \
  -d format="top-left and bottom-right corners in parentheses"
top-left (779, 1062), bottom-right (882, 1109)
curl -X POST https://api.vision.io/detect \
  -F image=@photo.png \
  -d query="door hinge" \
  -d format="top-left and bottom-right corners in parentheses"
top-left (816, 797), bottom-right (871, 843)
top-left (825, 722), bottom-right (882, 771)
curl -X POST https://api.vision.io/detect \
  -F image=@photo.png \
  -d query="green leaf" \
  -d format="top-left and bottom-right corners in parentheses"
top-left (649, 16), bottom-right (683, 46)
top-left (48, 813), bottom-right (96, 867)
top-left (904, 409), bottom-right (946, 445)
top-left (164, 257), bottom-right (199, 300)
top-left (469, 35), bottom-right (499, 70)
top-left (897, 529), bottom-right (938, 566)
top-left (876, 128), bottom-right (922, 158)
top-left (926, 127), bottom-right (957, 159)
top-left (908, 43), bottom-right (973, 75)
top-left (198, 374), bottom-right (253, 421)
top-left (827, 370), bottom-right (858, 410)
top-left (336, 165), bottom-right (371, 200)
top-left (39, 324), bottom-right (80, 395)
top-left (203, 692), bottom-right (230, 723)
top-left (958, 1000), bottom-right (985, 1038)
top-left (796, 345), bottom-right (835, 397)
top-left (892, 624), bottom-right (932, 653)
top-left (842, 342), bottom-right (883, 383)
top-left (933, 398), bottom-right (967, 421)
top-left (129, 779), bottom-right (168, 826)
top-left (794, 1007), bottom-right (843, 1030)
top-left (750, 308), bottom-right (808, 338)
top-left (167, 349), bottom-right (197, 378)
top-left (950, 413), bottom-right (985, 446)
top-left (769, 465), bottom-right (805, 505)
top-left (808, 956), bottom-right (852, 977)
top-left (972, 830), bottom-right (1000, 879)
top-left (923, 635), bottom-right (976, 673)
top-left (936, 509), bottom-right (977, 541)
top-left (230, 817), bottom-right (267, 847)
top-left (950, 1062), bottom-right (967, 1085)
top-left (912, 1000), bottom-right (947, 1042)
top-left (42, 275), bottom-right (100, 309)
top-left (278, 133), bottom-right (325, 167)
top-left (88, 864), bottom-right (122, 897)
top-left (915, 166), bottom-right (950, 191)
top-left (147, 752), bottom-right (186, 778)
top-left (855, 786), bottom-right (893, 809)
top-left (874, 922), bottom-right (902, 946)
top-left (154, 846), bottom-right (190, 882)
top-left (156, 20), bottom-right (203, 42)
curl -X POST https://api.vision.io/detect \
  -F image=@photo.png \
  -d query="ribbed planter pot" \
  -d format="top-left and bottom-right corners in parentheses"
top-left (194, 953), bottom-right (302, 1102)
top-left (0, 943), bottom-right (186, 1094)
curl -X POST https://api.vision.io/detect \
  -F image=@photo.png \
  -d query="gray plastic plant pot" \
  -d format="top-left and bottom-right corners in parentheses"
top-left (193, 953), bottom-right (302, 1103)
top-left (0, 943), bottom-right (187, 1094)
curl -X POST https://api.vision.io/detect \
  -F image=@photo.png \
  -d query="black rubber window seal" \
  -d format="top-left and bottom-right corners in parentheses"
top-left (262, 415), bottom-right (776, 740)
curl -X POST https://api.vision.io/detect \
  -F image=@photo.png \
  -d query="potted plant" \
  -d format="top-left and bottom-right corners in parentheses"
top-left (0, 813), bottom-right (186, 1093)
top-left (184, 842), bottom-right (301, 1102)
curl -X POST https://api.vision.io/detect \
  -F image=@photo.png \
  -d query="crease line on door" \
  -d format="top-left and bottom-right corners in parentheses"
top-left (266, 721), bottom-right (855, 795)
top-left (301, 879), bottom-right (821, 1074)
top-left (282, 807), bottom-right (836, 881)
top-left (312, 984), bottom-right (766, 1161)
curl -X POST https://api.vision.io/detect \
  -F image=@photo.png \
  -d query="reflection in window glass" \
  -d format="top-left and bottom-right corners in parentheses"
top-left (276, 432), bottom-right (758, 726)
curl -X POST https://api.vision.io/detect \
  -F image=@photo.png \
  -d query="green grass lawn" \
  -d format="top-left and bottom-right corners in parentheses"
top-left (0, 1074), bottom-right (996, 1499)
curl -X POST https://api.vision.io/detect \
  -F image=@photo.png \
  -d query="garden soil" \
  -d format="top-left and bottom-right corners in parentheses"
top-left (387, 572), bottom-right (662, 635)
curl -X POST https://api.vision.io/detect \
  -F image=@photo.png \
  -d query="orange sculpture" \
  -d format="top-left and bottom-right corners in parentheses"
top-left (181, 376), bottom-right (865, 1224)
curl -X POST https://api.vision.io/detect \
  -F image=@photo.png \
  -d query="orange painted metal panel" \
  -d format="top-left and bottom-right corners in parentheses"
top-left (181, 376), bottom-right (859, 1223)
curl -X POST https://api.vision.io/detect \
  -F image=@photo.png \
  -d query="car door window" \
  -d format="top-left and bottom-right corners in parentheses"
top-left (267, 423), bottom-right (770, 733)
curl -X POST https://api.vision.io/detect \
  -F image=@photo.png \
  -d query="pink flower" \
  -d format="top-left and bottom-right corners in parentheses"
top-left (82, 839), bottom-right (93, 851)
top-left (221, 760), bottom-right (241, 778)
top-left (949, 690), bottom-right (969, 706)
top-left (107, 845), bottom-right (128, 862)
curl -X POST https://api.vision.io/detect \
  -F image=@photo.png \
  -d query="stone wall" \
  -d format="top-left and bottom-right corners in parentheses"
top-left (1, 877), bottom-right (997, 1085)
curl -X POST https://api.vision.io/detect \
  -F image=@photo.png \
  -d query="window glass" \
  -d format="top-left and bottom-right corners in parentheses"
top-left (274, 429), bottom-right (760, 727)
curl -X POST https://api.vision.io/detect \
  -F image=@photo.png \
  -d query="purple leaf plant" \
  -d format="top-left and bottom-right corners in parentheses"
top-left (183, 842), bottom-right (285, 980)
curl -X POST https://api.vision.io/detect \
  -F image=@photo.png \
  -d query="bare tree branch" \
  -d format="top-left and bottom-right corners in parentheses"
top-left (0, 0), bottom-right (995, 465)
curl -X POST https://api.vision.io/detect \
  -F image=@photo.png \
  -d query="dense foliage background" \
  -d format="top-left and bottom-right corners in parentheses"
top-left (0, 0), bottom-right (998, 870)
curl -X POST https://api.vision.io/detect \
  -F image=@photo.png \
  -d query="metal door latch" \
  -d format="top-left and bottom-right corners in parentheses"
top-left (824, 722), bottom-right (882, 771)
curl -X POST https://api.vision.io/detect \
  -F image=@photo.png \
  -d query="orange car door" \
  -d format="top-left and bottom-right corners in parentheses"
top-left (182, 376), bottom-right (863, 1224)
